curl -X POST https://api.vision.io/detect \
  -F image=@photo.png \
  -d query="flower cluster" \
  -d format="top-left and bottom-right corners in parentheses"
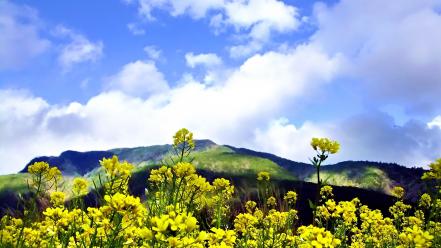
top-left (310, 137), bottom-right (340, 154)
top-left (72, 177), bottom-right (89, 196)
top-left (27, 161), bottom-right (62, 194)
top-left (0, 130), bottom-right (440, 248)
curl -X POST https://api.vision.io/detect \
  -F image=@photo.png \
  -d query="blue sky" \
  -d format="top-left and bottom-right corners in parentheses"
top-left (1, 0), bottom-right (441, 174)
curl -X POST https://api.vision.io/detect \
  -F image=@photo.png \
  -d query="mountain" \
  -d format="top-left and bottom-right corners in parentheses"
top-left (225, 146), bottom-right (428, 201)
top-left (20, 140), bottom-right (217, 176)
top-left (21, 151), bottom-right (114, 176)
top-left (13, 140), bottom-right (428, 200)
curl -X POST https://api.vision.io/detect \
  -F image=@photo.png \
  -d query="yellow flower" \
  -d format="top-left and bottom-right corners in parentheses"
top-left (234, 213), bottom-right (258, 234)
top-left (320, 185), bottom-right (334, 200)
top-left (173, 128), bottom-right (195, 149)
top-left (284, 191), bottom-right (297, 205)
top-left (100, 155), bottom-right (134, 178)
top-left (149, 166), bottom-right (173, 184)
top-left (104, 192), bottom-right (146, 217)
top-left (257, 171), bottom-right (270, 181)
top-left (398, 225), bottom-right (433, 248)
top-left (72, 177), bottom-right (89, 196)
top-left (28, 161), bottom-right (50, 174)
top-left (296, 225), bottom-right (341, 248)
top-left (310, 138), bottom-right (340, 154)
top-left (208, 228), bottom-right (236, 247)
top-left (50, 191), bottom-right (65, 207)
top-left (212, 178), bottom-right (234, 196)
top-left (266, 196), bottom-right (277, 208)
top-left (422, 158), bottom-right (441, 180)
top-left (245, 201), bottom-right (257, 213)
top-left (391, 186), bottom-right (405, 199)
top-left (174, 162), bottom-right (196, 178)
top-left (419, 193), bottom-right (431, 209)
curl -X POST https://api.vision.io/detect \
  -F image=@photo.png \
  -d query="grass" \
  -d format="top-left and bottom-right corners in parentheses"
top-left (305, 166), bottom-right (393, 193)
top-left (192, 145), bottom-right (297, 181)
top-left (0, 174), bottom-right (29, 193)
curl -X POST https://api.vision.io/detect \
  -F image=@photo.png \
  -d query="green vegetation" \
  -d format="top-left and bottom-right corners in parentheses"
top-left (193, 145), bottom-right (296, 181)
top-left (0, 174), bottom-right (29, 193)
top-left (306, 166), bottom-right (393, 193)
top-left (0, 129), bottom-right (438, 247)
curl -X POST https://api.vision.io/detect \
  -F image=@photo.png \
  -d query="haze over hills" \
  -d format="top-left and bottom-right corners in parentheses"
top-left (12, 139), bottom-right (427, 201)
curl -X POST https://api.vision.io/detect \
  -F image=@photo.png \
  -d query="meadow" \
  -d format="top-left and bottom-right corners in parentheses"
top-left (0, 129), bottom-right (439, 247)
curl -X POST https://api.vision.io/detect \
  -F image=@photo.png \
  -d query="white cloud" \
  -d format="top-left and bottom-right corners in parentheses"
top-left (127, 0), bottom-right (300, 56)
top-left (252, 118), bottom-right (326, 161)
top-left (312, 0), bottom-right (441, 114)
top-left (222, 0), bottom-right (299, 41)
top-left (105, 60), bottom-right (169, 97)
top-left (428, 116), bottom-right (441, 129)
top-left (54, 25), bottom-right (103, 72)
top-left (0, 2), bottom-right (50, 69)
top-left (229, 41), bottom-right (263, 59)
top-left (252, 112), bottom-right (441, 168)
top-left (185, 52), bottom-right (222, 68)
top-left (144, 45), bottom-right (162, 60)
top-left (127, 22), bottom-right (146, 35)
top-left (135, 0), bottom-right (223, 20)
top-left (0, 44), bottom-right (339, 174)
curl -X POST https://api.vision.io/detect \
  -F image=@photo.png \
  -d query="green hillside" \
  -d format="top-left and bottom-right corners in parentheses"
top-left (86, 145), bottom-right (296, 185)
top-left (192, 145), bottom-right (295, 180)
top-left (8, 140), bottom-right (427, 200)
top-left (306, 166), bottom-right (393, 193)
top-left (0, 174), bottom-right (29, 193)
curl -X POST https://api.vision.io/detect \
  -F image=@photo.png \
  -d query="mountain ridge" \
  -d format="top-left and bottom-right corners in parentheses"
top-left (17, 139), bottom-right (427, 200)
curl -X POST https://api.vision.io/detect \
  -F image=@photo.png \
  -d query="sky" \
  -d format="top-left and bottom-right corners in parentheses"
top-left (1, 0), bottom-right (441, 174)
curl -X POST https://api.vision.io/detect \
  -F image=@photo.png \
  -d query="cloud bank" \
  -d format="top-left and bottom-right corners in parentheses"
top-left (1, 0), bottom-right (441, 174)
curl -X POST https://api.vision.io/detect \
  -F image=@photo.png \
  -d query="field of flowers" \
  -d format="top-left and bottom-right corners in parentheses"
top-left (0, 128), bottom-right (440, 247)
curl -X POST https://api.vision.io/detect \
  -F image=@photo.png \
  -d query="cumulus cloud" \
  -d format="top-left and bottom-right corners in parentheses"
top-left (127, 0), bottom-right (300, 57)
top-left (105, 60), bottom-right (169, 97)
top-left (144, 45), bottom-right (162, 60)
top-left (0, 1), bottom-right (50, 69)
top-left (221, 0), bottom-right (299, 41)
top-left (428, 116), bottom-right (441, 129)
top-left (185, 53), bottom-right (222, 68)
top-left (135, 0), bottom-right (224, 20)
top-left (312, 0), bottom-right (441, 115)
top-left (127, 22), bottom-right (146, 35)
top-left (3, 0), bottom-right (441, 175)
top-left (252, 118), bottom-right (327, 161)
top-left (54, 25), bottom-right (103, 72)
top-left (0, 44), bottom-right (339, 174)
top-left (252, 112), bottom-right (441, 168)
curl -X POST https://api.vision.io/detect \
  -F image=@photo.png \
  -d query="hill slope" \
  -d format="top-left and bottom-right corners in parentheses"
top-left (11, 140), bottom-right (428, 200)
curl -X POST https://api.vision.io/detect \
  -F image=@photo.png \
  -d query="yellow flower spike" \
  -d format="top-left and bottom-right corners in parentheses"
top-left (419, 193), bottom-right (432, 209)
top-left (266, 196), bottom-right (277, 208)
top-left (391, 186), bottom-right (405, 199)
top-left (320, 186), bottom-right (334, 200)
top-left (398, 225), bottom-right (433, 248)
top-left (174, 162), bottom-right (196, 178)
top-left (234, 213), bottom-right (258, 234)
top-left (284, 191), bottom-right (297, 205)
top-left (28, 161), bottom-right (50, 175)
top-left (297, 225), bottom-right (341, 248)
top-left (72, 177), bottom-right (89, 196)
top-left (151, 215), bottom-right (171, 233)
top-left (422, 158), bottom-right (441, 180)
top-left (100, 155), bottom-right (134, 178)
top-left (173, 128), bottom-right (195, 149)
top-left (257, 171), bottom-right (270, 181)
top-left (310, 138), bottom-right (340, 154)
top-left (245, 201), bottom-right (257, 213)
top-left (50, 191), bottom-right (65, 207)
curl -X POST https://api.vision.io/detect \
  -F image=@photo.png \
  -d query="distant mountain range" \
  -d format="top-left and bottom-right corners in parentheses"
top-left (14, 139), bottom-right (428, 201)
